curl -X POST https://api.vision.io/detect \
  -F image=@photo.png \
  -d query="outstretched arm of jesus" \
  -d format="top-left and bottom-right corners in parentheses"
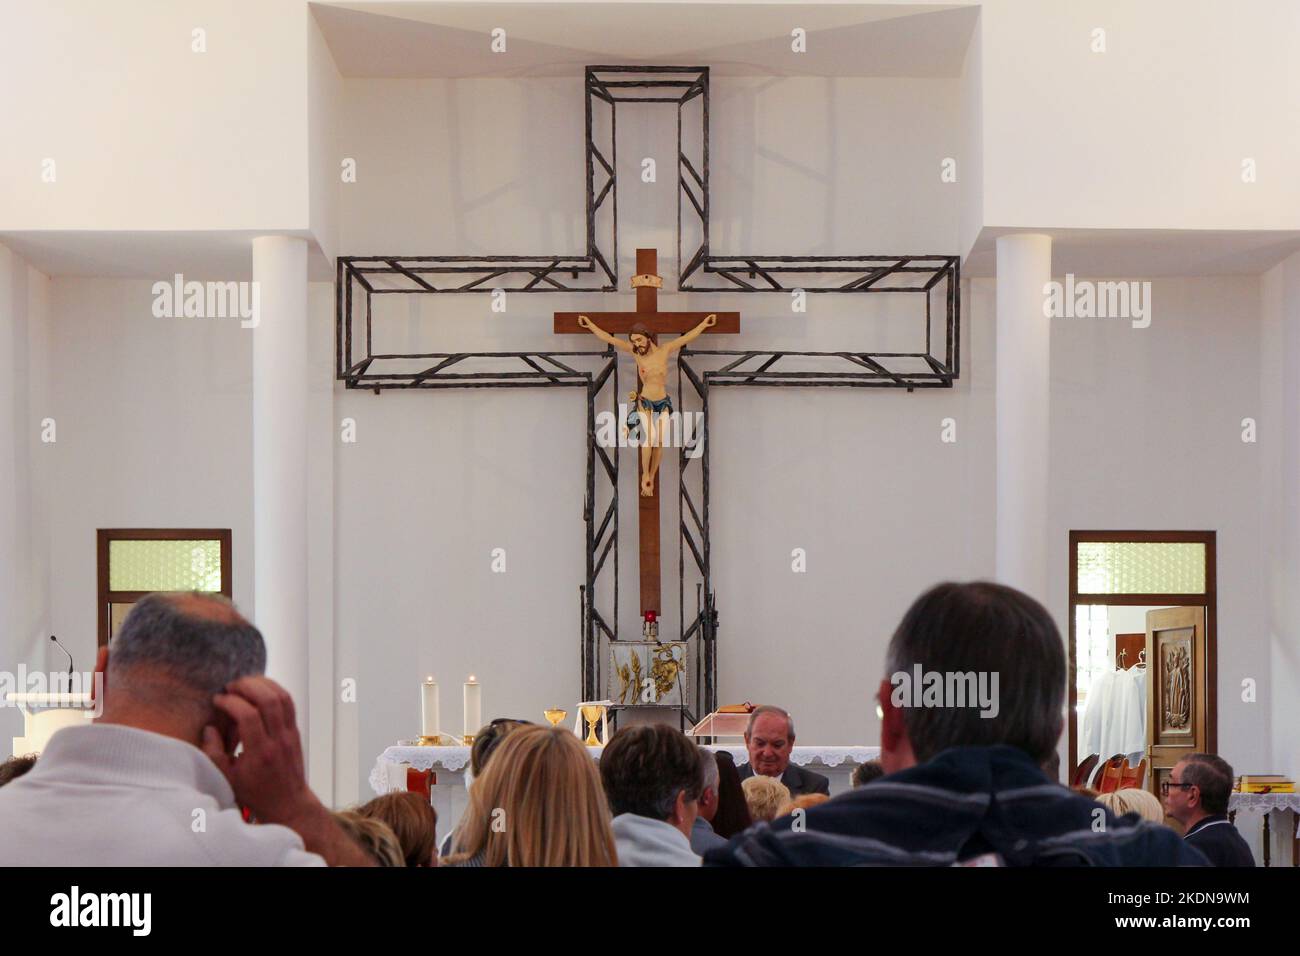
top-left (576, 314), bottom-right (633, 352)
top-left (665, 313), bottom-right (717, 353)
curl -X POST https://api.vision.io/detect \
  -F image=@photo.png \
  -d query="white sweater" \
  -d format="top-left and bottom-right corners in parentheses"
top-left (611, 813), bottom-right (701, 867)
top-left (0, 723), bottom-right (325, 867)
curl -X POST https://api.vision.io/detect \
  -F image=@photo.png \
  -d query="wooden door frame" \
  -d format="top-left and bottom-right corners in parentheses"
top-left (97, 528), bottom-right (233, 647)
top-left (1066, 530), bottom-right (1217, 780)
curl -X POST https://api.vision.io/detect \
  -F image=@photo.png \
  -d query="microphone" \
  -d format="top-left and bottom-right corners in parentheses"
top-left (49, 635), bottom-right (73, 675)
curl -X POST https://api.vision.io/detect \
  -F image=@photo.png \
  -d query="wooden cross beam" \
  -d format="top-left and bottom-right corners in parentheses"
top-left (554, 311), bottom-right (740, 334)
top-left (553, 255), bottom-right (740, 334)
top-left (556, 248), bottom-right (739, 622)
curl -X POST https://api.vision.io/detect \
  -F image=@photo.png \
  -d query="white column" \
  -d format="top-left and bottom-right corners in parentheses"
top-left (0, 244), bottom-right (52, 732)
top-left (995, 233), bottom-right (1052, 602)
top-left (252, 236), bottom-right (309, 727)
top-left (0, 245), bottom-right (22, 663)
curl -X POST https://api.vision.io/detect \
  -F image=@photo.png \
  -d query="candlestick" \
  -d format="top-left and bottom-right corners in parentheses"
top-left (421, 676), bottom-right (439, 740)
top-left (463, 674), bottom-right (482, 739)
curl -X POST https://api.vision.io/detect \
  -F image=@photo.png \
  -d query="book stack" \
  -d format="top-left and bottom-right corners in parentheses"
top-left (1236, 774), bottom-right (1295, 794)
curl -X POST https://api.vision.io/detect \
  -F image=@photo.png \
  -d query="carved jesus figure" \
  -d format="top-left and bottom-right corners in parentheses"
top-left (577, 312), bottom-right (717, 496)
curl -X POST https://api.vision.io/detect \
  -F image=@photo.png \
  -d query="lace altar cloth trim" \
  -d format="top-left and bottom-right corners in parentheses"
top-left (1230, 791), bottom-right (1300, 836)
top-left (370, 744), bottom-right (880, 795)
top-left (1229, 792), bottom-right (1300, 812)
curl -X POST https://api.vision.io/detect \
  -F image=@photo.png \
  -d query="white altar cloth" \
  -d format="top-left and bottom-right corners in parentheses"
top-left (370, 743), bottom-right (879, 796)
top-left (1228, 791), bottom-right (1300, 866)
top-left (370, 743), bottom-right (880, 841)
top-left (1229, 791), bottom-right (1300, 818)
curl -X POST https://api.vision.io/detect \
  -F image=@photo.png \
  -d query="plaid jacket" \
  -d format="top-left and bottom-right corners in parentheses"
top-left (704, 744), bottom-right (1208, 867)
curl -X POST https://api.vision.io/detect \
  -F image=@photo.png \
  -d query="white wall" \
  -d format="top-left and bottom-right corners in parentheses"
top-left (19, 272), bottom-right (339, 799)
top-left (957, 7), bottom-right (984, 259)
top-left (305, 282), bottom-right (337, 800)
top-left (308, 10), bottom-right (344, 265)
top-left (978, 0), bottom-right (1300, 232)
top-left (710, 278), bottom-right (995, 747)
top-left (1261, 251), bottom-right (1300, 781)
top-left (1046, 276), bottom-right (1273, 774)
top-left (41, 279), bottom-right (255, 671)
top-left (338, 74), bottom-right (960, 272)
top-left (0, 0), bottom-right (309, 232)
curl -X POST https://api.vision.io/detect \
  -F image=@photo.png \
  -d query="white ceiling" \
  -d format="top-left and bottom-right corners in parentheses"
top-left (10, 227), bottom-right (1300, 281)
top-left (0, 231), bottom-right (336, 281)
top-left (311, 1), bottom-right (980, 78)
top-left (963, 228), bottom-right (1300, 279)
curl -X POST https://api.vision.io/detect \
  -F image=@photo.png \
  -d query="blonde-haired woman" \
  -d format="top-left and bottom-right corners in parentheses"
top-left (1097, 787), bottom-right (1165, 824)
top-left (742, 774), bottom-right (791, 823)
top-left (778, 792), bottom-right (830, 818)
top-left (332, 811), bottom-right (405, 867)
top-left (443, 724), bottom-right (617, 867)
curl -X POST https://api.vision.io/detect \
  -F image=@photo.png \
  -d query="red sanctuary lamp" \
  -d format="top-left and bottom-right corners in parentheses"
top-left (642, 610), bottom-right (659, 642)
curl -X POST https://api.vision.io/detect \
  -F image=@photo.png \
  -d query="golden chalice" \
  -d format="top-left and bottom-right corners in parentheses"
top-left (543, 708), bottom-right (567, 728)
top-left (580, 704), bottom-right (603, 746)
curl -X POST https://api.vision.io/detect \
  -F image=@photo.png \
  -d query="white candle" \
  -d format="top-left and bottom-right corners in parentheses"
top-left (421, 676), bottom-right (439, 739)
top-left (464, 674), bottom-right (482, 738)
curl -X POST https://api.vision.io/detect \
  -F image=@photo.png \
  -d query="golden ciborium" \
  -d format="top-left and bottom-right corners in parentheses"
top-left (543, 708), bottom-right (567, 728)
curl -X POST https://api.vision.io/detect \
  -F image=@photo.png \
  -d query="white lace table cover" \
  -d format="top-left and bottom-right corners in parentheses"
top-left (1230, 792), bottom-right (1300, 836)
top-left (1229, 792), bottom-right (1300, 812)
top-left (370, 743), bottom-right (880, 796)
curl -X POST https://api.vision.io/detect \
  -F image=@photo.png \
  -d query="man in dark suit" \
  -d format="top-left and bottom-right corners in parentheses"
top-left (1164, 753), bottom-right (1255, 867)
top-left (736, 705), bottom-right (829, 796)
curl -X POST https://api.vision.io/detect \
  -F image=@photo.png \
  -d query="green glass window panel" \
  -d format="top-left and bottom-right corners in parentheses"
top-left (1076, 541), bottom-right (1205, 594)
top-left (108, 539), bottom-right (223, 592)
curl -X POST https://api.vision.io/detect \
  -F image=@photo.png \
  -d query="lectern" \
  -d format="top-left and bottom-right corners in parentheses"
top-left (6, 692), bottom-right (95, 755)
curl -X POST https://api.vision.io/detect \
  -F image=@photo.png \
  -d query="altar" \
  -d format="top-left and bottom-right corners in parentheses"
top-left (371, 744), bottom-right (880, 841)
top-left (1228, 792), bottom-right (1300, 868)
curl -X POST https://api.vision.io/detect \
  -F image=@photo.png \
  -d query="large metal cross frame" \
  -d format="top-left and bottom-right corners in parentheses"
top-left (335, 65), bottom-right (961, 726)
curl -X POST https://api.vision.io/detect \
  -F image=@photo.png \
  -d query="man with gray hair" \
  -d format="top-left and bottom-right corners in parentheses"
top-left (1164, 753), bottom-right (1255, 866)
top-left (737, 705), bottom-right (829, 796)
top-left (0, 592), bottom-right (372, 866)
top-left (690, 748), bottom-right (729, 854)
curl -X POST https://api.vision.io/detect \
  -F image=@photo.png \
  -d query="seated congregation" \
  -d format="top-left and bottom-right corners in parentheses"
top-left (0, 585), bottom-right (1253, 867)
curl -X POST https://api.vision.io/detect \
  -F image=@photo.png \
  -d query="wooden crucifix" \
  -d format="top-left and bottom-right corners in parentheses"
top-left (556, 248), bottom-right (738, 619)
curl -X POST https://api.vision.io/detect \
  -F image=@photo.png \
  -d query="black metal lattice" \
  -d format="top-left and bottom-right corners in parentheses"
top-left (335, 64), bottom-right (963, 720)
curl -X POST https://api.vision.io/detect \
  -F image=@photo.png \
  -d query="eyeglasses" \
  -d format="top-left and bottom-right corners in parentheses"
top-left (1161, 781), bottom-right (1195, 795)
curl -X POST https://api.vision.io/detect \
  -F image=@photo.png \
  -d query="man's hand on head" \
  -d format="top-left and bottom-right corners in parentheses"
top-left (203, 676), bottom-right (310, 823)
top-left (201, 676), bottom-right (375, 866)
